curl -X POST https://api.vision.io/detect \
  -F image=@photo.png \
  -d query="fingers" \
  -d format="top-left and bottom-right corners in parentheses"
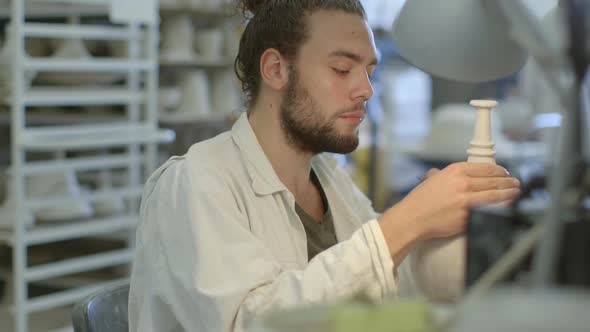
top-left (466, 177), bottom-right (520, 192)
top-left (449, 162), bottom-right (509, 178)
top-left (468, 188), bottom-right (521, 206)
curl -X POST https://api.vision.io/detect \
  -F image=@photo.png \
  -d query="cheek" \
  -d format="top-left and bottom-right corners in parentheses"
top-left (310, 72), bottom-right (349, 104)
top-left (297, 67), bottom-right (349, 117)
top-left (320, 71), bottom-right (346, 93)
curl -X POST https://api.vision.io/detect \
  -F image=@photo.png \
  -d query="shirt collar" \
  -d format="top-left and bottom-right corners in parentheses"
top-left (231, 112), bottom-right (341, 196)
top-left (231, 112), bottom-right (288, 196)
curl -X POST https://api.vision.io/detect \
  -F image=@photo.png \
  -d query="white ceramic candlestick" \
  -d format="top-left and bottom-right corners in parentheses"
top-left (411, 99), bottom-right (498, 303)
top-left (467, 99), bottom-right (497, 164)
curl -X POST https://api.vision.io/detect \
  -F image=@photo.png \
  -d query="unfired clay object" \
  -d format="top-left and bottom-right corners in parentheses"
top-left (0, 171), bottom-right (94, 228)
top-left (159, 14), bottom-right (197, 62)
top-left (466, 100), bottom-right (497, 164)
top-left (211, 69), bottom-right (240, 115)
top-left (161, 70), bottom-right (211, 121)
top-left (411, 99), bottom-right (498, 303)
top-left (399, 101), bottom-right (547, 162)
top-left (36, 38), bottom-right (124, 85)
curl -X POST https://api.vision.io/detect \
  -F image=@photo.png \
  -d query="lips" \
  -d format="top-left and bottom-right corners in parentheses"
top-left (339, 111), bottom-right (365, 119)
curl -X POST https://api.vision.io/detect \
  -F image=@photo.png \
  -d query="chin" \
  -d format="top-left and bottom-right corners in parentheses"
top-left (326, 139), bottom-right (359, 154)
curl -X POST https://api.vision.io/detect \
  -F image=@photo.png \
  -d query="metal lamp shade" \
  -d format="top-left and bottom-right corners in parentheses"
top-left (392, 0), bottom-right (528, 82)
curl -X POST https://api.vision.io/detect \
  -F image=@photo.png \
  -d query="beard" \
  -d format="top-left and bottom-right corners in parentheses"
top-left (280, 67), bottom-right (363, 155)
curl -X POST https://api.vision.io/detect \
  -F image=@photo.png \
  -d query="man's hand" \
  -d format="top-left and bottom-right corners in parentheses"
top-left (378, 162), bottom-right (520, 265)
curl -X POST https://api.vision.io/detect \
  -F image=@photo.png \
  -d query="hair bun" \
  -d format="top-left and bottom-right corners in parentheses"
top-left (239, 0), bottom-right (267, 16)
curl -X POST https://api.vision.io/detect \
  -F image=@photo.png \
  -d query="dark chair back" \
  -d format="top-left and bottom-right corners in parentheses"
top-left (71, 281), bottom-right (130, 332)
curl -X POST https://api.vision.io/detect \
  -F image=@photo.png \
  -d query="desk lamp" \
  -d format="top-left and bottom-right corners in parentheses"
top-left (392, 0), bottom-right (590, 328)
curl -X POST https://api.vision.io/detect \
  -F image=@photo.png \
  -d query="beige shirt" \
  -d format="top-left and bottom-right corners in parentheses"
top-left (129, 113), bottom-right (419, 332)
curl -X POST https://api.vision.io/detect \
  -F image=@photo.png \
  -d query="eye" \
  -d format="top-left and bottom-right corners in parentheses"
top-left (332, 68), bottom-right (350, 75)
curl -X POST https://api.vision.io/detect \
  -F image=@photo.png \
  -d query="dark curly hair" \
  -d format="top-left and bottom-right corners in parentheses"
top-left (234, 0), bottom-right (366, 108)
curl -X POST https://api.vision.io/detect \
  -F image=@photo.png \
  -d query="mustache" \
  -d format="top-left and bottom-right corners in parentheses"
top-left (336, 102), bottom-right (367, 116)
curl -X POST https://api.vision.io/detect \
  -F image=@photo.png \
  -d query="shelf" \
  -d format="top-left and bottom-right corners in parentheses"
top-left (29, 0), bottom-right (108, 4)
top-left (158, 111), bottom-right (234, 124)
top-left (159, 2), bottom-right (235, 18)
top-left (23, 23), bottom-right (136, 41)
top-left (21, 153), bottom-right (141, 175)
top-left (0, 214), bottom-right (138, 246)
top-left (0, 110), bottom-right (126, 126)
top-left (24, 58), bottom-right (155, 72)
top-left (25, 186), bottom-right (144, 212)
top-left (46, 326), bottom-right (73, 332)
top-left (3, 87), bottom-right (144, 107)
top-left (0, 2), bottom-right (109, 18)
top-left (25, 248), bottom-right (133, 282)
top-left (25, 278), bottom-right (128, 313)
top-left (160, 58), bottom-right (234, 69)
top-left (20, 123), bottom-right (175, 150)
top-left (3, 2), bottom-right (160, 331)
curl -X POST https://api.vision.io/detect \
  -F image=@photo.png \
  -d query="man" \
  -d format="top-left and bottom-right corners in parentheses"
top-left (129, 1), bottom-right (521, 331)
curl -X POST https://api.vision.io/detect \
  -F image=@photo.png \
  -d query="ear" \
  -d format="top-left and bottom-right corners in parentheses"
top-left (260, 48), bottom-right (289, 91)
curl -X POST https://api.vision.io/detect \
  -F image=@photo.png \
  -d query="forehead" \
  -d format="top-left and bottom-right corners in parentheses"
top-left (302, 10), bottom-right (377, 62)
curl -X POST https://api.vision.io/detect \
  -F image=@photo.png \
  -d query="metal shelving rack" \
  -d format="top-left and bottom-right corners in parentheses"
top-left (157, 0), bottom-right (241, 124)
top-left (0, 1), bottom-right (172, 331)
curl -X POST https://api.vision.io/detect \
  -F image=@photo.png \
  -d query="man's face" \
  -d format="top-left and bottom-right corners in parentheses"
top-left (280, 10), bottom-right (378, 155)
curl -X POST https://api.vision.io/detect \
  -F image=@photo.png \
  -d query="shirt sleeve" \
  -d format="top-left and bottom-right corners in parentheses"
top-left (129, 160), bottom-right (403, 332)
top-left (329, 162), bottom-right (422, 298)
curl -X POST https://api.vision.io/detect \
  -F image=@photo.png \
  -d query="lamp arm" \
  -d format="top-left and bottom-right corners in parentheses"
top-left (496, 0), bottom-right (573, 103)
top-left (495, 0), bottom-right (586, 287)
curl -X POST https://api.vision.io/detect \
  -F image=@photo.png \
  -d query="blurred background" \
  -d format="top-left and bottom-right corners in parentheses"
top-left (0, 0), bottom-right (581, 331)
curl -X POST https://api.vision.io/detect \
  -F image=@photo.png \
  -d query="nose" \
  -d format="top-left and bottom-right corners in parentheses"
top-left (351, 70), bottom-right (374, 102)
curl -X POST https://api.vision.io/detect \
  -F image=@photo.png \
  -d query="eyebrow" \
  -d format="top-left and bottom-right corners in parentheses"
top-left (329, 50), bottom-right (378, 66)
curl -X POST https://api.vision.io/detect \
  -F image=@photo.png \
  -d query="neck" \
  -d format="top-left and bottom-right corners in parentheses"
top-left (248, 98), bottom-right (314, 196)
